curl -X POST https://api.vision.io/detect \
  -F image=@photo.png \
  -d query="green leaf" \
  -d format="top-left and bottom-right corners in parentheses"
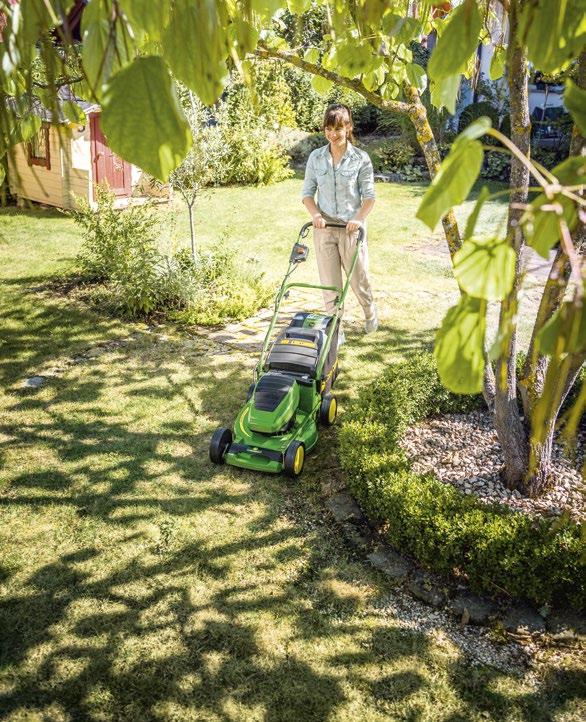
top-left (82, 0), bottom-right (133, 98)
top-left (522, 156), bottom-right (586, 258)
top-left (428, 0), bottom-right (482, 80)
top-left (62, 101), bottom-right (86, 124)
top-left (101, 56), bottom-right (192, 181)
top-left (405, 62), bottom-right (427, 93)
top-left (121, 0), bottom-right (170, 40)
top-left (564, 78), bottom-right (586, 137)
top-left (522, 0), bottom-right (586, 74)
top-left (287, 0), bottom-right (310, 13)
top-left (430, 73), bottom-right (461, 114)
top-left (458, 116), bottom-right (492, 141)
top-left (464, 185), bottom-right (491, 240)
top-left (435, 295), bottom-right (486, 394)
top-left (311, 74), bottom-right (333, 96)
top-left (303, 47), bottom-right (320, 65)
top-left (19, 114), bottom-right (42, 142)
top-left (335, 41), bottom-right (375, 77)
top-left (382, 15), bottom-right (422, 45)
top-left (162, 0), bottom-right (229, 106)
top-left (416, 138), bottom-right (483, 230)
top-left (454, 237), bottom-right (516, 301)
top-left (489, 45), bottom-right (505, 80)
top-left (537, 295), bottom-right (586, 356)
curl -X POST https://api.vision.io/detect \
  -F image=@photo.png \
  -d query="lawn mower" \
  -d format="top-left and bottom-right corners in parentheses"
top-left (209, 221), bottom-right (365, 477)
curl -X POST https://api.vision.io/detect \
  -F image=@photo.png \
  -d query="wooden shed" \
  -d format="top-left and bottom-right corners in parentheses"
top-left (8, 92), bottom-right (169, 209)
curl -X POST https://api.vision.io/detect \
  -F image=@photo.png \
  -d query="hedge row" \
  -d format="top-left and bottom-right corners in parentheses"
top-left (339, 351), bottom-right (584, 610)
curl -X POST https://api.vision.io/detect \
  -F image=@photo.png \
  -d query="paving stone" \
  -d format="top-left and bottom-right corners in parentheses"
top-left (447, 594), bottom-right (498, 625)
top-left (502, 605), bottom-right (546, 634)
top-left (407, 572), bottom-right (447, 607)
top-left (367, 548), bottom-right (411, 583)
top-left (22, 376), bottom-right (46, 388)
top-left (326, 493), bottom-right (364, 523)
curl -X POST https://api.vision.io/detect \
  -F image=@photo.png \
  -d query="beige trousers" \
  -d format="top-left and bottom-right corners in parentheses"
top-left (313, 224), bottom-right (375, 321)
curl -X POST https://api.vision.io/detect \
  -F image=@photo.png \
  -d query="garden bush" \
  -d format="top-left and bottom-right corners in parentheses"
top-left (481, 151), bottom-right (511, 181)
top-left (339, 351), bottom-right (584, 610)
top-left (372, 138), bottom-right (415, 173)
top-left (71, 190), bottom-right (272, 323)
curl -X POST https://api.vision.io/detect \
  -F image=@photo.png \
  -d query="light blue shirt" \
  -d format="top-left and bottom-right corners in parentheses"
top-left (302, 142), bottom-right (375, 222)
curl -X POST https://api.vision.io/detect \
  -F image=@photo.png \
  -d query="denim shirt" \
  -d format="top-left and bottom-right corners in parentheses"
top-left (301, 142), bottom-right (375, 222)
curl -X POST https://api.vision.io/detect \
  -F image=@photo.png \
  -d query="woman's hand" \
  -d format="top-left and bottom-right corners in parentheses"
top-left (346, 218), bottom-right (363, 233)
top-left (313, 213), bottom-right (326, 228)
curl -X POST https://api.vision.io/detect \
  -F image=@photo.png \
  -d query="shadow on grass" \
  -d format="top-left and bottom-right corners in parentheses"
top-left (1, 302), bottom-right (583, 719)
top-left (0, 274), bottom-right (125, 386)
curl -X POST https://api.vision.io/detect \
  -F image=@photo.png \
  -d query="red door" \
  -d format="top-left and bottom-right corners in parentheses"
top-left (90, 113), bottom-right (132, 197)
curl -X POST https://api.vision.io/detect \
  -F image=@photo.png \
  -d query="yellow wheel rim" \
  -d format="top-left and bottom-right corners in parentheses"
top-left (293, 445), bottom-right (304, 474)
top-left (328, 398), bottom-right (337, 424)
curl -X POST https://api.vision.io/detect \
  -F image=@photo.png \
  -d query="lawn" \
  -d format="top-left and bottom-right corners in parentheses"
top-left (0, 180), bottom-right (584, 721)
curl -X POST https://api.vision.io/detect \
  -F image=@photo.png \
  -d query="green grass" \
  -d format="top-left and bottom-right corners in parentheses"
top-left (0, 183), bottom-right (584, 721)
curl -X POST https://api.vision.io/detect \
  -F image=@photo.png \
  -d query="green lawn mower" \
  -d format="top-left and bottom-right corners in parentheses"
top-left (209, 221), bottom-right (365, 477)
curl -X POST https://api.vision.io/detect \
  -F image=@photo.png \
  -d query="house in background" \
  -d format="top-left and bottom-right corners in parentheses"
top-left (8, 90), bottom-right (169, 210)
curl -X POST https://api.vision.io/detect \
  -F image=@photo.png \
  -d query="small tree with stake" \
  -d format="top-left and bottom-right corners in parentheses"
top-left (169, 92), bottom-right (223, 263)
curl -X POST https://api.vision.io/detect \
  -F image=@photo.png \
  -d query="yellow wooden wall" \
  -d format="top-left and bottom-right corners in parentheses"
top-left (8, 125), bottom-right (90, 209)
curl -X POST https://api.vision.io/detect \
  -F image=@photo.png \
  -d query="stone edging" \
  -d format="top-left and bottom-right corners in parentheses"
top-left (322, 488), bottom-right (585, 645)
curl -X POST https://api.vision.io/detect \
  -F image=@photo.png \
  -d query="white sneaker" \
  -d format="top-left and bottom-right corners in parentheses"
top-left (364, 309), bottom-right (379, 334)
top-left (337, 329), bottom-right (346, 348)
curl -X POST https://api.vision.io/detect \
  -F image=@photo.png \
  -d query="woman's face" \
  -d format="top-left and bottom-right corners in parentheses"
top-left (325, 123), bottom-right (350, 149)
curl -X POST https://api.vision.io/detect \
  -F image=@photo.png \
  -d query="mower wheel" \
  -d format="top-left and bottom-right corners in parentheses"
top-left (319, 394), bottom-right (338, 426)
top-left (284, 441), bottom-right (305, 478)
top-left (209, 427), bottom-right (233, 465)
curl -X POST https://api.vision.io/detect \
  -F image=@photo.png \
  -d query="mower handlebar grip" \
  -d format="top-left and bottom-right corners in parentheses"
top-left (299, 221), bottom-right (364, 242)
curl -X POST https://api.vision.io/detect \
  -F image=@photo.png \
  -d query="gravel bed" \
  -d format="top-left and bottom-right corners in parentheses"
top-left (369, 590), bottom-right (532, 675)
top-left (400, 410), bottom-right (585, 522)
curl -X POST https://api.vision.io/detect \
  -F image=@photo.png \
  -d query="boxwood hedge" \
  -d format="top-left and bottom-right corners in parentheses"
top-left (339, 351), bottom-right (584, 610)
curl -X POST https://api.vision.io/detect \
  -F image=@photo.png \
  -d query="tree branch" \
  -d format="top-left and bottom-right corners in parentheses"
top-left (253, 46), bottom-right (414, 115)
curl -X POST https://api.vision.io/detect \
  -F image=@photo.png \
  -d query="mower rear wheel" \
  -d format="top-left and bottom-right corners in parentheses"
top-left (319, 394), bottom-right (338, 426)
top-left (284, 441), bottom-right (305, 477)
top-left (209, 427), bottom-right (233, 465)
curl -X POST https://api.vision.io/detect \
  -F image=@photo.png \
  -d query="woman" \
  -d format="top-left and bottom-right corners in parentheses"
top-left (301, 103), bottom-right (378, 345)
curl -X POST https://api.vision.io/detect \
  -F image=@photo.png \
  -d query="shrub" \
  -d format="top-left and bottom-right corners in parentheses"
top-left (339, 351), bottom-right (584, 610)
top-left (458, 101), bottom-right (501, 140)
top-left (71, 190), bottom-right (272, 322)
top-left (481, 151), bottom-right (510, 181)
top-left (372, 139), bottom-right (415, 173)
top-left (169, 242), bottom-right (273, 326)
top-left (72, 186), bottom-right (159, 282)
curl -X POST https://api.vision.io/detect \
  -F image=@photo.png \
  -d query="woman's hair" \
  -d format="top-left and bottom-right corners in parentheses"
top-left (323, 103), bottom-right (355, 143)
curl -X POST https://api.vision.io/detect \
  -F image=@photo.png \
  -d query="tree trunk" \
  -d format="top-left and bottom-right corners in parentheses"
top-left (493, 0), bottom-right (532, 491)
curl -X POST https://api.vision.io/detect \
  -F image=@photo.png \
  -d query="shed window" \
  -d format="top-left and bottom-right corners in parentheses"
top-left (27, 124), bottom-right (51, 170)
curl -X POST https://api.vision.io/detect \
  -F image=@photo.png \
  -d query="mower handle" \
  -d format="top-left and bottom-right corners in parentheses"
top-left (299, 221), bottom-right (365, 243)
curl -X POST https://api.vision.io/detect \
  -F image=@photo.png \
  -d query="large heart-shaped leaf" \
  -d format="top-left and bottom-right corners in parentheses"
top-left (427, 0), bottom-right (481, 80)
top-left (435, 295), bottom-right (486, 394)
top-left (521, 0), bottom-right (586, 74)
top-left (416, 137), bottom-right (483, 230)
top-left (162, 0), bottom-right (229, 106)
top-left (101, 56), bottom-right (192, 181)
top-left (454, 237), bottom-right (516, 301)
top-left (311, 75), bottom-right (333, 96)
top-left (121, 0), bottom-right (170, 40)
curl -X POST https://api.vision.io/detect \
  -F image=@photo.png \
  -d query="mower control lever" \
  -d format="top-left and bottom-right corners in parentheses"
top-left (290, 242), bottom-right (309, 264)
